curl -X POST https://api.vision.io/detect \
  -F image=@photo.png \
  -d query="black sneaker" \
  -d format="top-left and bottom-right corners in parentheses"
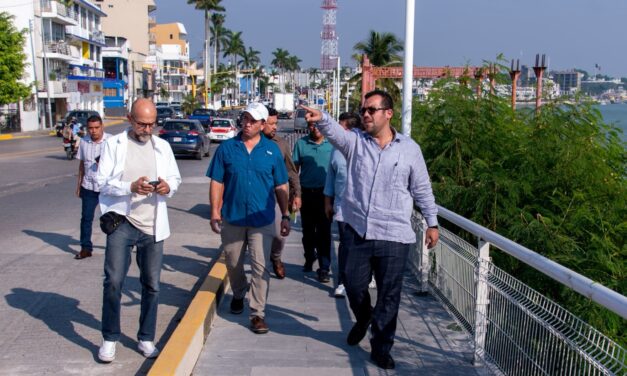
top-left (370, 352), bottom-right (395, 369)
top-left (317, 269), bottom-right (330, 283)
top-left (347, 319), bottom-right (371, 346)
top-left (230, 297), bottom-right (244, 314)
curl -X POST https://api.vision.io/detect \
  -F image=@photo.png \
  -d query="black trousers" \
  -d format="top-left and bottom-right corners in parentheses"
top-left (341, 224), bottom-right (410, 356)
top-left (300, 188), bottom-right (332, 271)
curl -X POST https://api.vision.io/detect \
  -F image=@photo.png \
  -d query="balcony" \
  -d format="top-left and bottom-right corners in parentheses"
top-left (68, 65), bottom-right (105, 81)
top-left (65, 26), bottom-right (106, 46)
top-left (39, 0), bottom-right (78, 26)
top-left (41, 41), bottom-right (74, 61)
top-left (149, 15), bottom-right (157, 28)
top-left (38, 80), bottom-right (70, 98)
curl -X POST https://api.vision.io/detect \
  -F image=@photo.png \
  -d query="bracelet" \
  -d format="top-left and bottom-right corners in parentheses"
top-left (281, 215), bottom-right (290, 221)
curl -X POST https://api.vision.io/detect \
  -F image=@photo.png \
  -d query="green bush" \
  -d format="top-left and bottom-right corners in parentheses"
top-left (411, 75), bottom-right (626, 346)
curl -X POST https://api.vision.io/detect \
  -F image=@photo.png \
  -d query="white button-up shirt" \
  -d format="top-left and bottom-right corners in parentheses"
top-left (96, 130), bottom-right (182, 242)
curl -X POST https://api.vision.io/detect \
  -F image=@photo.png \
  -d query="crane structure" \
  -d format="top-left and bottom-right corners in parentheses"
top-left (320, 0), bottom-right (338, 71)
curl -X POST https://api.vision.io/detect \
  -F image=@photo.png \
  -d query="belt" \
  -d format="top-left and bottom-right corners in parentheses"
top-left (301, 187), bottom-right (324, 193)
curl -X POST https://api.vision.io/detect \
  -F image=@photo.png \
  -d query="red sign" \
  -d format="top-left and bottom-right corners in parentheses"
top-left (78, 82), bottom-right (90, 94)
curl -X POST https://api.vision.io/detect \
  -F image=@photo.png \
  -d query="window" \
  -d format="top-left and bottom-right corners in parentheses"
top-left (169, 34), bottom-right (173, 39)
top-left (103, 88), bottom-right (117, 97)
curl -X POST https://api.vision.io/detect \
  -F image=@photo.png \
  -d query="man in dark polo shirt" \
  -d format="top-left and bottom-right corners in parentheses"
top-left (293, 120), bottom-right (333, 283)
top-left (262, 107), bottom-right (301, 279)
top-left (207, 102), bottom-right (291, 334)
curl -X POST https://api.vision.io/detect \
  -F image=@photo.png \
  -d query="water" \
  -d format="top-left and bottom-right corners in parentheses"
top-left (596, 103), bottom-right (627, 141)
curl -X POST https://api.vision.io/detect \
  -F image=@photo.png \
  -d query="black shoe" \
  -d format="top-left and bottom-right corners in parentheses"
top-left (317, 269), bottom-right (330, 283)
top-left (302, 261), bottom-right (314, 272)
top-left (346, 319), bottom-right (371, 346)
top-left (230, 297), bottom-right (244, 314)
top-left (370, 352), bottom-right (395, 369)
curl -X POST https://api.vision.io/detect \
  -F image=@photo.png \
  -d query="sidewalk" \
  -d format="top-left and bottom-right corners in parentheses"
top-left (192, 222), bottom-right (485, 376)
top-left (0, 117), bottom-right (126, 141)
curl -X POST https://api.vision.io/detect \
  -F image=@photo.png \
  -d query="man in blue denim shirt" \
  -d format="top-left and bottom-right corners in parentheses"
top-left (207, 102), bottom-right (290, 334)
top-left (302, 90), bottom-right (439, 370)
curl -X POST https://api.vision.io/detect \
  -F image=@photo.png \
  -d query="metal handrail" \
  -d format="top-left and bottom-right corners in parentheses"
top-left (436, 205), bottom-right (627, 319)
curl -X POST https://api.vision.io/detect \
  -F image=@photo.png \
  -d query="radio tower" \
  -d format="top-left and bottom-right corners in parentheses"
top-left (320, 0), bottom-right (338, 70)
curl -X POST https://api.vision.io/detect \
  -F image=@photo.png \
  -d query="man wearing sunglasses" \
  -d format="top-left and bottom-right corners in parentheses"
top-left (301, 89), bottom-right (439, 370)
top-left (96, 98), bottom-right (181, 363)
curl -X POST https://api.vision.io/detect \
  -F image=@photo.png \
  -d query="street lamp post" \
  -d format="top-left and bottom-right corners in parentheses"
top-left (401, 0), bottom-right (415, 137)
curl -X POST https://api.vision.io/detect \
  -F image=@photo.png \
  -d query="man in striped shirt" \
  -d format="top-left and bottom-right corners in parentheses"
top-left (74, 115), bottom-right (111, 260)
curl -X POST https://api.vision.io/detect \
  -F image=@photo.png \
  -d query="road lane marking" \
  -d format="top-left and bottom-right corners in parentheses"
top-left (0, 147), bottom-right (60, 160)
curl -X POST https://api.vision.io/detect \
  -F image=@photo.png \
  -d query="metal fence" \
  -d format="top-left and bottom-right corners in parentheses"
top-left (409, 207), bottom-right (626, 375)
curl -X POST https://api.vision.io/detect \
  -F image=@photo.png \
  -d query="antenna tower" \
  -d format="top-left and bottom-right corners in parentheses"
top-left (320, 0), bottom-right (338, 70)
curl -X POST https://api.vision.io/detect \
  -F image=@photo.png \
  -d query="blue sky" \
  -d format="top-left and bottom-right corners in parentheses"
top-left (154, 0), bottom-right (626, 77)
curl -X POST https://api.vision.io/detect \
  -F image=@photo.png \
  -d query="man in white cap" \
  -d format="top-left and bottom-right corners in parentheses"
top-left (207, 102), bottom-right (291, 334)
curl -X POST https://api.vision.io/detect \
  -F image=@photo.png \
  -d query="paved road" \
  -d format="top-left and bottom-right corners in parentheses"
top-left (0, 120), bottom-right (294, 375)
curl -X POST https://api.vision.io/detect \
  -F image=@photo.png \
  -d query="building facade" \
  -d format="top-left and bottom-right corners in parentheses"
top-left (149, 23), bottom-right (190, 103)
top-left (97, 0), bottom-right (156, 105)
top-left (552, 70), bottom-right (582, 95)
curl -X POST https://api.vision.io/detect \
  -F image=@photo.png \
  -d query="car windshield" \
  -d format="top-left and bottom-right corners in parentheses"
top-left (211, 120), bottom-right (231, 128)
top-left (192, 109), bottom-right (215, 116)
top-left (164, 122), bottom-right (198, 131)
top-left (171, 106), bottom-right (182, 111)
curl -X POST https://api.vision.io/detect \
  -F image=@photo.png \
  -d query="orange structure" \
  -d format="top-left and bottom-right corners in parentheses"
top-left (360, 55), bottom-right (486, 104)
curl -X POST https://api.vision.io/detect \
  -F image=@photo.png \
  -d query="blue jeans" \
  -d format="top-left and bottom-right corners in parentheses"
top-left (101, 220), bottom-right (164, 342)
top-left (341, 224), bottom-right (410, 356)
top-left (79, 187), bottom-right (99, 250)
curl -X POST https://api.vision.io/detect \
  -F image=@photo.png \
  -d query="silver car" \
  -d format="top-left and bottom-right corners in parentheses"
top-left (293, 108), bottom-right (307, 130)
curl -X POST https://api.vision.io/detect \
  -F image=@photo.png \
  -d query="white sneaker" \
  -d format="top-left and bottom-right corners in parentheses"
top-left (98, 340), bottom-right (116, 363)
top-left (334, 284), bottom-right (346, 298)
top-left (137, 340), bottom-right (160, 358)
top-left (369, 276), bottom-right (377, 289)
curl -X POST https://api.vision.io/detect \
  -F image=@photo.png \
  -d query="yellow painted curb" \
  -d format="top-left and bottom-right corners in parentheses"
top-left (0, 134), bottom-right (13, 141)
top-left (104, 120), bottom-right (124, 128)
top-left (148, 254), bottom-right (228, 376)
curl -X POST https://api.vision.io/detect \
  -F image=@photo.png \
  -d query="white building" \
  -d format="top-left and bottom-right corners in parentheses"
top-left (3, 0), bottom-right (107, 131)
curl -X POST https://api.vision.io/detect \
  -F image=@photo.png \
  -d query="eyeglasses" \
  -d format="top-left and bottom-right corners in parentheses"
top-left (131, 116), bottom-right (156, 129)
top-left (359, 106), bottom-right (389, 116)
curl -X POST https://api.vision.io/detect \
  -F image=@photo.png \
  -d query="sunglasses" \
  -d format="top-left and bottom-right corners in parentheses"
top-left (359, 106), bottom-right (389, 116)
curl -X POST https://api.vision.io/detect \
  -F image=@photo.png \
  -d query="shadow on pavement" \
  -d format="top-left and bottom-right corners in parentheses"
top-left (22, 229), bottom-right (104, 256)
top-left (4, 287), bottom-right (135, 362)
top-left (168, 204), bottom-right (211, 220)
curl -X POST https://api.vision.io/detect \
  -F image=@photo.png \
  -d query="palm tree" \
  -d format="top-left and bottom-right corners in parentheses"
top-left (271, 48), bottom-right (290, 92)
top-left (239, 47), bottom-right (261, 102)
top-left (181, 93), bottom-right (201, 115)
top-left (187, 0), bottom-right (225, 105)
top-left (352, 30), bottom-right (404, 105)
top-left (222, 31), bottom-right (245, 105)
top-left (210, 12), bottom-right (227, 75)
top-left (353, 30), bottom-right (403, 67)
top-left (286, 55), bottom-right (302, 91)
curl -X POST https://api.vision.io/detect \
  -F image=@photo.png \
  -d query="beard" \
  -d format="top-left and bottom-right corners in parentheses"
top-left (130, 130), bottom-right (152, 143)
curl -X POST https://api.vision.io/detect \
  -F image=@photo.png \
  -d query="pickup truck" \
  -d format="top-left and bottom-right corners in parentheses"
top-left (187, 108), bottom-right (217, 128)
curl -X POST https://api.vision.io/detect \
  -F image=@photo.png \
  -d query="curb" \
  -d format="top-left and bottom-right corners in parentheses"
top-left (148, 253), bottom-right (228, 376)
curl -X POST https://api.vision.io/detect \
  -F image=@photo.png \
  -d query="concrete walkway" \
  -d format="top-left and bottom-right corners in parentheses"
top-left (193, 221), bottom-right (486, 376)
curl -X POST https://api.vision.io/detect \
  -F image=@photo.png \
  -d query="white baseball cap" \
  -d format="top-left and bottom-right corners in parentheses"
top-left (244, 102), bottom-right (268, 121)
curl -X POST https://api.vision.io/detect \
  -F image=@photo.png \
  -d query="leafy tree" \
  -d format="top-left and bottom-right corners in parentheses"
top-left (411, 70), bottom-right (626, 346)
top-left (181, 92), bottom-right (200, 114)
top-left (0, 12), bottom-right (31, 106)
top-left (271, 48), bottom-right (290, 92)
top-left (209, 12), bottom-right (227, 75)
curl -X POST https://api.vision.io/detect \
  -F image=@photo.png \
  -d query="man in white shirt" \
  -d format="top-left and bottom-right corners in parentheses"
top-left (95, 98), bottom-right (181, 363)
top-left (74, 115), bottom-right (110, 260)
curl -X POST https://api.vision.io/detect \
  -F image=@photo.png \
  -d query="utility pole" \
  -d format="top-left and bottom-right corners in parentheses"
top-left (401, 0), bottom-right (415, 136)
top-left (40, 18), bottom-right (53, 129)
top-left (29, 19), bottom-right (43, 130)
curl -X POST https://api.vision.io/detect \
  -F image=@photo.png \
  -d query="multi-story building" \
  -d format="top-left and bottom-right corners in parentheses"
top-left (97, 0), bottom-right (156, 105)
top-left (4, 0), bottom-right (106, 130)
top-left (551, 70), bottom-right (582, 95)
top-left (64, 0), bottom-right (107, 115)
top-left (102, 36), bottom-right (129, 116)
top-left (149, 23), bottom-right (190, 103)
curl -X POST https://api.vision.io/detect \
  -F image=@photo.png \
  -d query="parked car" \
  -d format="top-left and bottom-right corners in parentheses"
top-left (158, 119), bottom-right (210, 160)
top-left (155, 101), bottom-right (169, 107)
top-left (293, 108), bottom-right (308, 130)
top-left (54, 110), bottom-right (100, 137)
top-left (156, 106), bottom-right (174, 126)
top-left (171, 105), bottom-right (184, 119)
top-left (208, 118), bottom-right (238, 142)
top-left (187, 108), bottom-right (216, 128)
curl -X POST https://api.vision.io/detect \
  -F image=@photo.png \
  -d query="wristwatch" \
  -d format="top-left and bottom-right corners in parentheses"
top-left (281, 215), bottom-right (290, 221)
top-left (428, 225), bottom-right (439, 229)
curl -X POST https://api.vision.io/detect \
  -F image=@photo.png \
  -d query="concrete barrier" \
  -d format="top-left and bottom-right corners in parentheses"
top-left (148, 254), bottom-right (228, 376)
